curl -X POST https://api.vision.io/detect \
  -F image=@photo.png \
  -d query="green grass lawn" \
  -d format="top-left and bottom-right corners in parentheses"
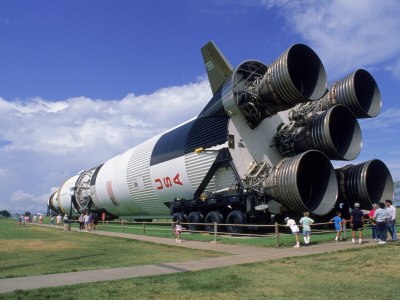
top-left (0, 219), bottom-right (224, 279)
top-left (2, 241), bottom-right (399, 299)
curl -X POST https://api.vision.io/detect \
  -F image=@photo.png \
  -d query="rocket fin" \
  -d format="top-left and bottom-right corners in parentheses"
top-left (201, 41), bottom-right (234, 95)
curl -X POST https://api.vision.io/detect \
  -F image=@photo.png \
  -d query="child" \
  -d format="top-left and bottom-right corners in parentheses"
top-left (173, 221), bottom-right (182, 243)
top-left (284, 217), bottom-right (301, 248)
top-left (330, 211), bottom-right (343, 241)
top-left (299, 212), bottom-right (314, 246)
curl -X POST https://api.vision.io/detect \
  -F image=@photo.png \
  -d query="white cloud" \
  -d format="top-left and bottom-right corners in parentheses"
top-left (386, 58), bottom-right (400, 79)
top-left (259, 0), bottom-right (400, 79)
top-left (9, 190), bottom-right (50, 213)
top-left (359, 108), bottom-right (400, 129)
top-left (0, 79), bottom-right (211, 156)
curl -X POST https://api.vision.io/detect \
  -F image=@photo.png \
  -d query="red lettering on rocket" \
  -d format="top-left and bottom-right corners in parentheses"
top-left (155, 179), bottom-right (163, 190)
top-left (173, 173), bottom-right (183, 185)
top-left (155, 173), bottom-right (183, 190)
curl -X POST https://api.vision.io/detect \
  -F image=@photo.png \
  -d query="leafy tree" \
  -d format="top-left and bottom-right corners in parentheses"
top-left (24, 211), bottom-right (31, 217)
top-left (0, 210), bottom-right (11, 217)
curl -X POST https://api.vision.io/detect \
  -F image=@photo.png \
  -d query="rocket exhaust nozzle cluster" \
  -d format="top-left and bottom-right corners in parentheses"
top-left (238, 44), bottom-right (327, 128)
top-left (264, 150), bottom-right (338, 216)
top-left (336, 159), bottom-right (394, 209)
top-left (293, 105), bottom-right (362, 161)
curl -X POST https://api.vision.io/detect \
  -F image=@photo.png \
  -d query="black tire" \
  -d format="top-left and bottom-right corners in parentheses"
top-left (172, 212), bottom-right (187, 223)
top-left (205, 211), bottom-right (223, 232)
top-left (187, 212), bottom-right (203, 231)
top-left (226, 210), bottom-right (245, 234)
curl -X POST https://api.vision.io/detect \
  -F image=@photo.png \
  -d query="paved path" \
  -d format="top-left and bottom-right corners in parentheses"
top-left (0, 224), bottom-right (394, 294)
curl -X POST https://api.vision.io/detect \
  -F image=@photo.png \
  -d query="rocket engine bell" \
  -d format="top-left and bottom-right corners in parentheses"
top-left (49, 40), bottom-right (394, 228)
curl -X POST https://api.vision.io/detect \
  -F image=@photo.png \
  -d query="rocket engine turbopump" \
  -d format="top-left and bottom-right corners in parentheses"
top-left (48, 41), bottom-right (394, 232)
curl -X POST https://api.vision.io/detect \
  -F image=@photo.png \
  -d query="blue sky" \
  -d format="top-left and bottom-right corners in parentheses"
top-left (1, 0), bottom-right (399, 213)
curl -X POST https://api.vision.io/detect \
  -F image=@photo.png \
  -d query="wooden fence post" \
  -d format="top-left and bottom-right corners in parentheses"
top-left (122, 220), bottom-right (124, 232)
top-left (275, 222), bottom-right (280, 248)
top-left (143, 221), bottom-right (146, 234)
top-left (213, 222), bottom-right (218, 243)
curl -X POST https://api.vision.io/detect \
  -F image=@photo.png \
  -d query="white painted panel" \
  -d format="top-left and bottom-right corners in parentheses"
top-left (94, 147), bottom-right (147, 216)
top-left (150, 156), bottom-right (194, 203)
top-left (50, 192), bottom-right (59, 210)
top-left (185, 151), bottom-right (218, 194)
top-left (126, 135), bottom-right (169, 215)
top-left (227, 119), bottom-right (256, 178)
top-left (229, 113), bottom-right (284, 166)
top-left (57, 175), bottom-right (79, 216)
top-left (214, 167), bottom-right (237, 190)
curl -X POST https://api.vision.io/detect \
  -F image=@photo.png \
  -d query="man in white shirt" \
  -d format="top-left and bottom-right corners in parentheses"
top-left (386, 200), bottom-right (397, 241)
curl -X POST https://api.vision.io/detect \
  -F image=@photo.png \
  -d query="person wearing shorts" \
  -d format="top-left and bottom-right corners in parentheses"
top-left (285, 217), bottom-right (301, 248)
top-left (299, 212), bottom-right (314, 246)
top-left (330, 211), bottom-right (343, 242)
top-left (350, 203), bottom-right (364, 244)
top-left (173, 221), bottom-right (182, 243)
top-left (84, 212), bottom-right (90, 231)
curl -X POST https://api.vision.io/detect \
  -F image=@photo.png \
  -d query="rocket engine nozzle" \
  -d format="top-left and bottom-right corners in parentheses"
top-left (292, 105), bottom-right (362, 161)
top-left (320, 69), bottom-right (381, 118)
top-left (258, 44), bottom-right (327, 107)
top-left (336, 159), bottom-right (394, 209)
top-left (264, 150), bottom-right (338, 216)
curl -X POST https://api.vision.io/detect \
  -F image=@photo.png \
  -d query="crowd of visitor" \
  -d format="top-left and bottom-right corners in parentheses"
top-left (284, 199), bottom-right (396, 247)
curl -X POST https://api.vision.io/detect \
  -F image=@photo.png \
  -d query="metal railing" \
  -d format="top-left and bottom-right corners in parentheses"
top-left (40, 218), bottom-right (384, 248)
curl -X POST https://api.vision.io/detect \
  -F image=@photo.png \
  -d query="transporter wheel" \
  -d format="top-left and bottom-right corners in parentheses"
top-left (205, 211), bottom-right (223, 232)
top-left (172, 212), bottom-right (187, 223)
top-left (226, 210), bottom-right (245, 234)
top-left (187, 212), bottom-right (203, 232)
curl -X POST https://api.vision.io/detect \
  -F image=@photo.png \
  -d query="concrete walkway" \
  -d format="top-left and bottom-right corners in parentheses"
top-left (0, 224), bottom-right (394, 294)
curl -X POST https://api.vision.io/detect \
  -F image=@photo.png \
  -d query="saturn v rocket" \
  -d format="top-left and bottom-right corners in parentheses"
top-left (48, 41), bottom-right (394, 232)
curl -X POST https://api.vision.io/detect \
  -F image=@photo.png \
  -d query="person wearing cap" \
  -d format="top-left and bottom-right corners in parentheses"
top-left (284, 217), bottom-right (301, 248)
top-left (350, 203), bottom-right (365, 244)
top-left (369, 203), bottom-right (379, 241)
top-left (385, 200), bottom-right (397, 241)
top-left (373, 202), bottom-right (390, 244)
